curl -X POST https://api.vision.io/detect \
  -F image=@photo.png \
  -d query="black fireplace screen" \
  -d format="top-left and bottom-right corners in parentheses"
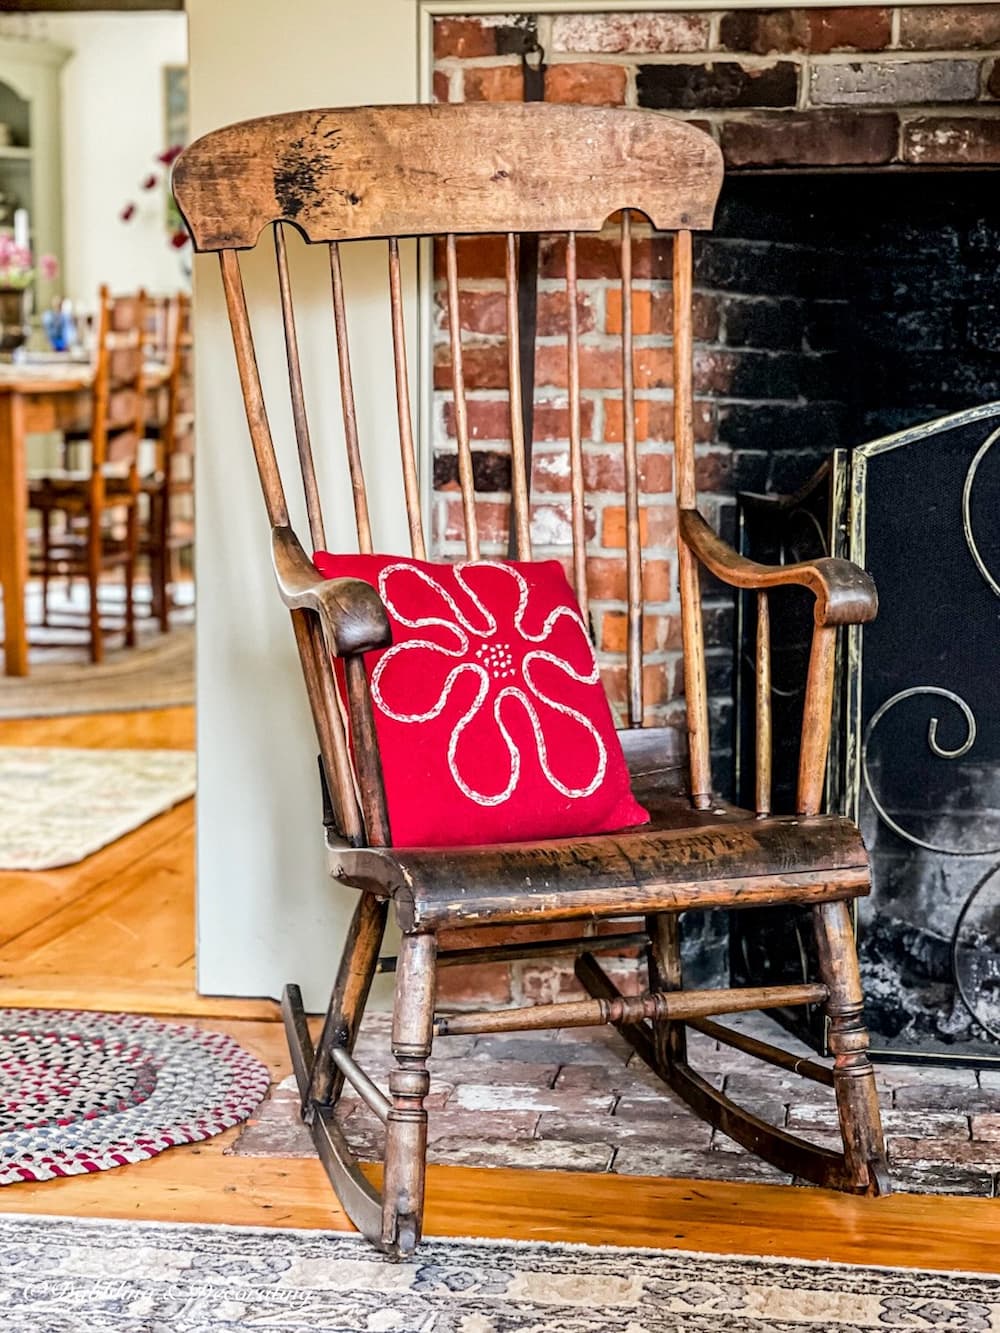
top-left (733, 403), bottom-right (1000, 1062)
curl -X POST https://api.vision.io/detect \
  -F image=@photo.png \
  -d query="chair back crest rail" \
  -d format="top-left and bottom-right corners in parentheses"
top-left (172, 104), bottom-right (726, 847)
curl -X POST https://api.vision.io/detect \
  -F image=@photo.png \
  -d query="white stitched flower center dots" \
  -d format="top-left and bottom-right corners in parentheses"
top-left (475, 641), bottom-right (515, 680)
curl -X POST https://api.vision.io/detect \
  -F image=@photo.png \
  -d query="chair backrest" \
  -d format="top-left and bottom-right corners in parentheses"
top-left (91, 284), bottom-right (147, 482)
top-left (163, 289), bottom-right (194, 482)
top-left (173, 104), bottom-right (724, 838)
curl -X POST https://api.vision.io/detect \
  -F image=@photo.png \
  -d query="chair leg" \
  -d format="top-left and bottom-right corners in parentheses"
top-left (87, 509), bottom-right (103, 664)
top-left (812, 899), bottom-right (889, 1193)
top-left (123, 502), bottom-right (138, 648)
top-left (40, 507), bottom-right (51, 626)
top-left (645, 912), bottom-right (686, 1067)
top-left (157, 495), bottom-right (171, 633)
top-left (382, 931), bottom-right (436, 1257)
top-left (305, 891), bottom-right (387, 1113)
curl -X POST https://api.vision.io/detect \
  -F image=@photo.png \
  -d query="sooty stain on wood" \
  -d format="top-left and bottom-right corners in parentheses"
top-left (274, 120), bottom-right (359, 222)
top-left (274, 136), bottom-right (323, 221)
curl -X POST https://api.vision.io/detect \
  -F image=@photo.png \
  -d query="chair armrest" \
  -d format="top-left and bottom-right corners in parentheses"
top-left (679, 508), bottom-right (877, 628)
top-left (271, 525), bottom-right (392, 656)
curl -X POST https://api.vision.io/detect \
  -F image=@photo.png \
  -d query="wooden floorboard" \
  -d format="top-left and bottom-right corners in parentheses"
top-left (0, 708), bottom-right (277, 1020)
top-left (1, 705), bottom-right (999, 1270)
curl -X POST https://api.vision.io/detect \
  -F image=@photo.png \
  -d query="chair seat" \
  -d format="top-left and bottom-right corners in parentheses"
top-left (327, 728), bottom-right (869, 932)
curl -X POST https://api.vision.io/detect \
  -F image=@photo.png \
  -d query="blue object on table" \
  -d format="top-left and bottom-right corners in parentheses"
top-left (42, 302), bottom-right (77, 352)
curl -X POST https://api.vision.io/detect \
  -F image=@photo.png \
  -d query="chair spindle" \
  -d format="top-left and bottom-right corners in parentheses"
top-left (620, 210), bottom-right (642, 727)
top-left (797, 624), bottom-right (837, 817)
top-left (673, 228), bottom-right (712, 806)
top-left (218, 250), bottom-right (289, 528)
top-left (388, 238), bottom-right (426, 560)
top-left (329, 242), bottom-right (373, 554)
top-left (505, 232), bottom-right (532, 561)
top-left (274, 223), bottom-right (326, 551)
top-left (755, 591), bottom-right (772, 817)
top-left (565, 231), bottom-right (589, 628)
top-left (445, 234), bottom-right (479, 560)
top-left (297, 611), bottom-right (363, 844)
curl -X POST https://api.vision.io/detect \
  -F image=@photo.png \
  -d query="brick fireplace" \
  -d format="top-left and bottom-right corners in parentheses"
top-left (429, 6), bottom-right (1000, 1008)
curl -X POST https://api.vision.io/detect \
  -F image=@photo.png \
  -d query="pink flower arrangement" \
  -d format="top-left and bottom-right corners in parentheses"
top-left (0, 234), bottom-right (58, 288)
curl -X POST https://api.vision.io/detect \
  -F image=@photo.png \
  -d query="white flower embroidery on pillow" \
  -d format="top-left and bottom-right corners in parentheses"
top-left (370, 562), bottom-right (607, 808)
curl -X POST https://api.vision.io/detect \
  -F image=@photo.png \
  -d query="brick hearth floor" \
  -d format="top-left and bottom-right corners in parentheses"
top-left (231, 1012), bottom-right (1000, 1196)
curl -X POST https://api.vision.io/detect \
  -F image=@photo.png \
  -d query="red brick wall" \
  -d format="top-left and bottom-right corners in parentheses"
top-left (430, 6), bottom-right (1000, 1009)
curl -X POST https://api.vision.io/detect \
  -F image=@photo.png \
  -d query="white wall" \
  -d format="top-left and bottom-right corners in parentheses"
top-left (43, 12), bottom-right (188, 306)
top-left (187, 0), bottom-right (419, 1007)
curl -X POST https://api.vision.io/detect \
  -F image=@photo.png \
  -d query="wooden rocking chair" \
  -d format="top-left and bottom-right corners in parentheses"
top-left (173, 104), bottom-right (888, 1257)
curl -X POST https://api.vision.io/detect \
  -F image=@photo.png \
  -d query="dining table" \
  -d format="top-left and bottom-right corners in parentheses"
top-left (0, 357), bottom-right (168, 676)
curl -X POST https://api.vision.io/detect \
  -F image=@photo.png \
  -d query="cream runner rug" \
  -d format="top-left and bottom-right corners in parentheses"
top-left (0, 747), bottom-right (195, 870)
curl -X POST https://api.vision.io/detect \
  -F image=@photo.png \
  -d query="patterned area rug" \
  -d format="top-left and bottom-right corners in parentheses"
top-left (0, 585), bottom-right (194, 719)
top-left (0, 1010), bottom-right (269, 1184)
top-left (0, 747), bottom-right (195, 869)
top-left (0, 1214), bottom-right (996, 1332)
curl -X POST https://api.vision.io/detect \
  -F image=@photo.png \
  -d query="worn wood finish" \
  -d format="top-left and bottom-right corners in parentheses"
top-left (673, 231), bottom-right (712, 806)
top-left (173, 105), bottom-right (724, 251)
top-left (304, 891), bottom-right (387, 1109)
top-left (331, 812), bottom-right (869, 931)
top-left (505, 232), bottom-right (531, 561)
top-left (690, 1017), bottom-right (836, 1087)
top-left (647, 911), bottom-right (687, 1065)
top-left (755, 591), bottom-right (772, 817)
top-left (383, 932), bottom-right (437, 1255)
top-left (680, 508), bottom-right (878, 628)
top-left (435, 981), bottom-right (828, 1038)
top-left (798, 624), bottom-right (837, 818)
top-left (330, 1048), bottom-right (392, 1123)
top-left (377, 930), bottom-right (650, 975)
top-left (296, 610), bottom-right (363, 843)
top-left (813, 899), bottom-right (889, 1191)
top-left (174, 104), bottom-right (890, 1253)
top-left (620, 210), bottom-right (643, 728)
top-left (388, 237), bottom-right (425, 560)
top-left (575, 953), bottom-right (879, 1195)
top-left (565, 232), bottom-right (588, 622)
top-left (445, 233), bottom-right (479, 560)
top-left (342, 656), bottom-right (392, 848)
top-left (329, 242), bottom-right (372, 554)
top-left (283, 983), bottom-right (385, 1239)
top-left (219, 250), bottom-right (289, 527)
top-left (272, 525), bottom-right (390, 658)
top-left (275, 224), bottom-right (325, 551)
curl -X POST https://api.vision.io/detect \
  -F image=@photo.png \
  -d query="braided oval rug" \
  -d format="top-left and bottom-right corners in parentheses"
top-left (0, 1010), bottom-right (270, 1184)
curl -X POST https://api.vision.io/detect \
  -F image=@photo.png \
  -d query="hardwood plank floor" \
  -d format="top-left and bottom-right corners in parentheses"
top-left (0, 708), bottom-right (277, 1021)
top-left (1, 705), bottom-right (998, 1271)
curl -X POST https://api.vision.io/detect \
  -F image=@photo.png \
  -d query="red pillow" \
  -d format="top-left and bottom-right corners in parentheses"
top-left (312, 552), bottom-right (648, 848)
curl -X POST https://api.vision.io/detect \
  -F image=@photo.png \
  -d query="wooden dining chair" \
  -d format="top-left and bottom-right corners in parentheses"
top-left (173, 104), bottom-right (888, 1257)
top-left (28, 285), bottom-right (147, 662)
top-left (142, 290), bottom-right (194, 631)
